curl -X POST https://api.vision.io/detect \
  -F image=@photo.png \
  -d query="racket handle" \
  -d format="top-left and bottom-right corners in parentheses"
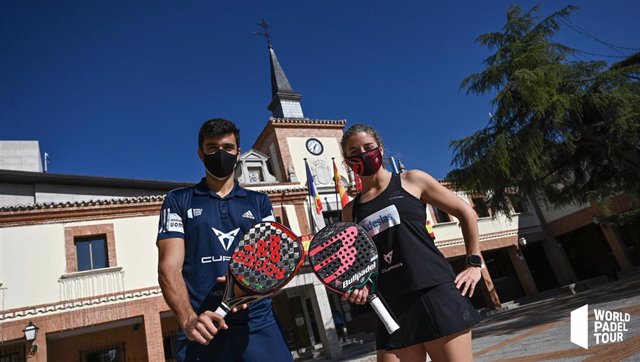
top-left (214, 304), bottom-right (229, 319)
top-left (370, 295), bottom-right (400, 334)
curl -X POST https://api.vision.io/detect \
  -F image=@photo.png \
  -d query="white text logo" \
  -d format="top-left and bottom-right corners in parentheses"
top-left (571, 304), bottom-right (630, 349)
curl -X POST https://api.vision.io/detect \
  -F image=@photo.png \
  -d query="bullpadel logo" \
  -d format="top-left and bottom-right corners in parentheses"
top-left (570, 304), bottom-right (630, 349)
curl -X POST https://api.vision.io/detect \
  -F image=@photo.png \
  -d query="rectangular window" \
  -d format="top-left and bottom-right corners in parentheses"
top-left (75, 235), bottom-right (108, 271)
top-left (0, 346), bottom-right (24, 362)
top-left (472, 197), bottom-right (491, 218)
top-left (65, 224), bottom-right (116, 273)
top-left (163, 334), bottom-right (177, 362)
top-left (507, 194), bottom-right (527, 214)
top-left (433, 207), bottom-right (451, 223)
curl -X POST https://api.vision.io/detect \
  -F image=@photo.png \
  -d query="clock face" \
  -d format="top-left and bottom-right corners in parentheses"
top-left (306, 138), bottom-right (324, 155)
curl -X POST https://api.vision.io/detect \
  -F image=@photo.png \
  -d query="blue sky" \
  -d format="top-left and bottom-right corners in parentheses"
top-left (2, 1), bottom-right (638, 182)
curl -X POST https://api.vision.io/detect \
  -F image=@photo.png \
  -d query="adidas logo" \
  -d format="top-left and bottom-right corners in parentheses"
top-left (242, 210), bottom-right (255, 219)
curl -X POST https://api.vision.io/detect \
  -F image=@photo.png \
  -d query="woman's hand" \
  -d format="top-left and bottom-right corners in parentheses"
top-left (341, 286), bottom-right (370, 305)
top-left (454, 266), bottom-right (483, 297)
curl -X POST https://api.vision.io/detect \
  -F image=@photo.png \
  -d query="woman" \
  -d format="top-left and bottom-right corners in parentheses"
top-left (340, 124), bottom-right (484, 362)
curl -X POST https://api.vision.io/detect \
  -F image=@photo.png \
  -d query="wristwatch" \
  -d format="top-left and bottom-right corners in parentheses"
top-left (466, 254), bottom-right (486, 269)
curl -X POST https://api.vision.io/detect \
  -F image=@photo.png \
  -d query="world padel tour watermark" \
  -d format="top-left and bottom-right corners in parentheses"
top-left (570, 304), bottom-right (631, 349)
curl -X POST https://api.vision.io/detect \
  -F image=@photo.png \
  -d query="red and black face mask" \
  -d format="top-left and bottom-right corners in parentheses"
top-left (347, 147), bottom-right (383, 176)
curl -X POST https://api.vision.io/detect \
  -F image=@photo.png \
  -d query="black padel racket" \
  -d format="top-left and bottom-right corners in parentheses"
top-left (308, 222), bottom-right (400, 334)
top-left (213, 221), bottom-right (304, 319)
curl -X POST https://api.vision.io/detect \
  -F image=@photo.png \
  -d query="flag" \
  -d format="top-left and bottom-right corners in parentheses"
top-left (426, 219), bottom-right (436, 239)
top-left (305, 160), bottom-right (326, 232)
top-left (305, 161), bottom-right (323, 213)
top-left (333, 160), bottom-right (349, 208)
top-left (354, 173), bottom-right (363, 192)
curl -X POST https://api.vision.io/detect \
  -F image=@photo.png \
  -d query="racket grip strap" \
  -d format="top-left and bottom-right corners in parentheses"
top-left (370, 295), bottom-right (400, 334)
top-left (214, 304), bottom-right (229, 319)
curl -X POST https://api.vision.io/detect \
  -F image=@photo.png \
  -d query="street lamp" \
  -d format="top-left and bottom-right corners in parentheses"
top-left (23, 321), bottom-right (39, 356)
top-left (23, 321), bottom-right (38, 342)
top-left (518, 237), bottom-right (527, 247)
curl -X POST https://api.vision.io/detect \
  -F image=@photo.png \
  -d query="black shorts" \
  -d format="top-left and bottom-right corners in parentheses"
top-left (376, 281), bottom-right (483, 351)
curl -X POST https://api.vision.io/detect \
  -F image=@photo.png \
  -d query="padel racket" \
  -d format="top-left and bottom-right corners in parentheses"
top-left (213, 221), bottom-right (304, 319)
top-left (308, 222), bottom-right (400, 334)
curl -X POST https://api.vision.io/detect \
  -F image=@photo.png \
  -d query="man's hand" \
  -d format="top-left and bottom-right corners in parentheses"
top-left (341, 286), bottom-right (369, 305)
top-left (182, 311), bottom-right (227, 345)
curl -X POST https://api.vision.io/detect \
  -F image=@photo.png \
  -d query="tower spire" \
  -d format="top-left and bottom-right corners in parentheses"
top-left (255, 20), bottom-right (304, 119)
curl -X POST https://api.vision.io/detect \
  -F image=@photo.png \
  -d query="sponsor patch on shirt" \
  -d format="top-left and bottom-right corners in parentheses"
top-left (187, 208), bottom-right (203, 218)
top-left (159, 208), bottom-right (184, 234)
top-left (358, 205), bottom-right (401, 237)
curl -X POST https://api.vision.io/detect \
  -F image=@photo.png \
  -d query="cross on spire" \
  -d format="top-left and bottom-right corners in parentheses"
top-left (253, 19), bottom-right (272, 46)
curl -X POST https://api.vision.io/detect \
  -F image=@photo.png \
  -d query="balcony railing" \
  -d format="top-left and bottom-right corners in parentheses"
top-left (58, 266), bottom-right (125, 304)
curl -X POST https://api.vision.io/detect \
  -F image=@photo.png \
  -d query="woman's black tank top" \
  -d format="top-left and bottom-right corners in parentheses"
top-left (353, 173), bottom-right (456, 298)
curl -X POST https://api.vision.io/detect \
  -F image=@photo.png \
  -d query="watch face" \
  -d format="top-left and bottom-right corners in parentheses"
top-left (306, 138), bottom-right (324, 155)
top-left (467, 255), bottom-right (482, 266)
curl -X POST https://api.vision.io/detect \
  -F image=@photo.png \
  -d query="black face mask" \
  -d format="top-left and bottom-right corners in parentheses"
top-left (203, 149), bottom-right (238, 180)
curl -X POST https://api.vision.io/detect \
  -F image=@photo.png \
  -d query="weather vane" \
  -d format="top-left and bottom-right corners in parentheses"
top-left (253, 19), bottom-right (272, 45)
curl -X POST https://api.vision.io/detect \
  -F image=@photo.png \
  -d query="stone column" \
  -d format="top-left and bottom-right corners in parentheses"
top-left (307, 282), bottom-right (342, 360)
top-left (480, 267), bottom-right (501, 309)
top-left (506, 245), bottom-right (538, 296)
top-left (143, 310), bottom-right (165, 361)
top-left (529, 195), bottom-right (577, 285)
top-left (599, 224), bottom-right (633, 272)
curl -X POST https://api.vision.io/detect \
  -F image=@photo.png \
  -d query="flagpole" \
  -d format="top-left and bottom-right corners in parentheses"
top-left (332, 157), bottom-right (340, 214)
top-left (304, 158), bottom-right (316, 233)
top-left (324, 197), bottom-right (333, 224)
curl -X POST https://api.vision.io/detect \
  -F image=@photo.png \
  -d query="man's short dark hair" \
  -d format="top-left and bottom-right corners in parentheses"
top-left (198, 118), bottom-right (240, 149)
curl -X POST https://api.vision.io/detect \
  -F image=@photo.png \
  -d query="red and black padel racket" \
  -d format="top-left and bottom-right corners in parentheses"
top-left (213, 221), bottom-right (304, 319)
top-left (308, 222), bottom-right (400, 334)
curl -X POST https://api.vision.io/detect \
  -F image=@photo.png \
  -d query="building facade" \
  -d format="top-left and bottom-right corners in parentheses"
top-left (1, 44), bottom-right (638, 361)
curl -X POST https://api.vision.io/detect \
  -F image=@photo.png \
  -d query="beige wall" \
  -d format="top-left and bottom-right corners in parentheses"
top-left (111, 216), bottom-right (160, 291)
top-left (1, 215), bottom-right (160, 311)
top-left (287, 137), bottom-right (348, 186)
top-left (1, 223), bottom-right (66, 310)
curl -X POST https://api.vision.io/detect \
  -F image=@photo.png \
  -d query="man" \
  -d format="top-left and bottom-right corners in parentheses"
top-left (157, 118), bottom-right (293, 361)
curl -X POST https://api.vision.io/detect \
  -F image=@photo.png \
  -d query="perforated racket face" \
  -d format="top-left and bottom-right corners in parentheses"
top-left (230, 222), bottom-right (303, 294)
top-left (308, 222), bottom-right (378, 293)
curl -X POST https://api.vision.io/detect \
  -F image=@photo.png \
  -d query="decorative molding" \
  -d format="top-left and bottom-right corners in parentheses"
top-left (0, 287), bottom-right (163, 322)
top-left (435, 227), bottom-right (540, 249)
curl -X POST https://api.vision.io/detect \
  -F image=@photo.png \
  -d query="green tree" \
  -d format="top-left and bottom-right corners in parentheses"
top-left (448, 4), bottom-right (640, 223)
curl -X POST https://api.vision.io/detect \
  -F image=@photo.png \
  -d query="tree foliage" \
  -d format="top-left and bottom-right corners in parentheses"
top-left (447, 4), bottom-right (640, 219)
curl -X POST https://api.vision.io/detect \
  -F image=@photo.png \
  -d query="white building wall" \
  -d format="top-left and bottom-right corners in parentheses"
top-left (0, 224), bottom-right (66, 310)
top-left (112, 215), bottom-right (161, 291)
top-left (0, 215), bottom-right (161, 311)
top-left (287, 137), bottom-right (348, 187)
top-left (0, 141), bottom-right (43, 172)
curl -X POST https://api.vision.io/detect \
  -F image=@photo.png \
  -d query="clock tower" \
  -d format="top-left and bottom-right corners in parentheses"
top-left (247, 42), bottom-right (352, 235)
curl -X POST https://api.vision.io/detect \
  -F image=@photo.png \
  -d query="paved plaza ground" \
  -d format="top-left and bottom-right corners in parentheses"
top-left (320, 269), bottom-right (640, 362)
